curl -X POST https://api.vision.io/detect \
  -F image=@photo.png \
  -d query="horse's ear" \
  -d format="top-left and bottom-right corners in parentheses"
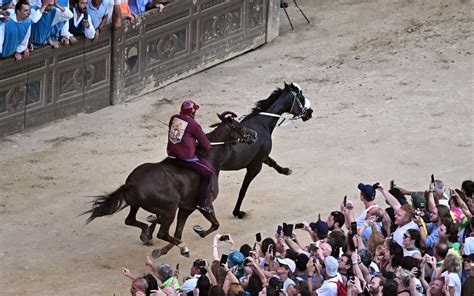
top-left (217, 112), bottom-right (224, 121)
top-left (284, 81), bottom-right (290, 89)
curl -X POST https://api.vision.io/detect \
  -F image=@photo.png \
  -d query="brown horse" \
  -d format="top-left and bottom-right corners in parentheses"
top-left (83, 112), bottom-right (257, 257)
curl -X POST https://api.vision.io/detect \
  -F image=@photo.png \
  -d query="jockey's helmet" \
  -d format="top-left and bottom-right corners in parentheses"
top-left (180, 100), bottom-right (199, 116)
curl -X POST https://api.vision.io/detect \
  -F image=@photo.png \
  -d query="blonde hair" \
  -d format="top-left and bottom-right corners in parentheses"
top-left (443, 254), bottom-right (462, 273)
top-left (227, 283), bottom-right (244, 296)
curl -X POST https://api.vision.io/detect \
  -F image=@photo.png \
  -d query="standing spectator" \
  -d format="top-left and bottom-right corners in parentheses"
top-left (462, 255), bottom-right (474, 296)
top-left (30, 0), bottom-right (73, 48)
top-left (402, 229), bottom-right (422, 259)
top-left (326, 211), bottom-right (345, 234)
top-left (377, 183), bottom-right (418, 246)
top-left (180, 259), bottom-right (206, 293)
top-left (87, 0), bottom-right (107, 39)
top-left (128, 0), bottom-right (150, 15)
top-left (62, 0), bottom-right (96, 41)
top-left (0, 0), bottom-right (32, 60)
top-left (119, 0), bottom-right (138, 22)
top-left (314, 256), bottom-right (343, 296)
top-left (273, 258), bottom-right (296, 294)
top-left (441, 254), bottom-right (462, 296)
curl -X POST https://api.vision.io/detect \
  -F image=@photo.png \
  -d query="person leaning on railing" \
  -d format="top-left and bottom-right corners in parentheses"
top-left (0, 0), bottom-right (32, 60)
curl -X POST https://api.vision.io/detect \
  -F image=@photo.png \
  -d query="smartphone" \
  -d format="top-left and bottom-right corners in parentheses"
top-left (219, 234), bottom-right (230, 241)
top-left (276, 280), bottom-right (284, 291)
top-left (431, 174), bottom-right (435, 184)
top-left (276, 225), bottom-right (282, 235)
top-left (309, 243), bottom-right (318, 252)
top-left (373, 182), bottom-right (380, 189)
top-left (318, 213), bottom-right (321, 221)
top-left (295, 223), bottom-right (304, 229)
top-left (282, 223), bottom-right (288, 236)
top-left (284, 224), bottom-right (294, 237)
top-left (350, 222), bottom-right (357, 235)
top-left (220, 254), bottom-right (228, 265)
top-left (267, 244), bottom-right (273, 254)
top-left (390, 180), bottom-right (395, 190)
top-left (256, 232), bottom-right (262, 242)
top-left (343, 195), bottom-right (347, 207)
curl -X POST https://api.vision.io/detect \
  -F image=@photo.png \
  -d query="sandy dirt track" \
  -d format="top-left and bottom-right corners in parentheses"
top-left (0, 0), bottom-right (472, 294)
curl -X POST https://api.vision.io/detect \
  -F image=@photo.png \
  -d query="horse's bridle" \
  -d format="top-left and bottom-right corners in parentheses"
top-left (258, 87), bottom-right (311, 126)
top-left (210, 117), bottom-right (254, 146)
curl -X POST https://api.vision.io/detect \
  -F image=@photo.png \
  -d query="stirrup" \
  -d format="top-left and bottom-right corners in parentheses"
top-left (196, 205), bottom-right (213, 214)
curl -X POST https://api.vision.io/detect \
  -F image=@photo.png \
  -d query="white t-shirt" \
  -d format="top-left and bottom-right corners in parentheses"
top-left (392, 221), bottom-right (419, 247)
top-left (442, 271), bottom-right (461, 296)
top-left (315, 278), bottom-right (339, 296)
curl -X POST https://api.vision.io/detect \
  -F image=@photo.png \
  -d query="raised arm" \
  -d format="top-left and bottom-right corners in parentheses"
top-left (376, 182), bottom-right (401, 211)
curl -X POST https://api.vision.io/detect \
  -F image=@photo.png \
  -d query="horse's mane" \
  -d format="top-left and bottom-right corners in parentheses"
top-left (250, 87), bottom-right (284, 115)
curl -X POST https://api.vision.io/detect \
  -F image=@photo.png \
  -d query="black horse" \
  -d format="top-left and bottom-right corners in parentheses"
top-left (150, 82), bottom-right (313, 258)
top-left (83, 112), bottom-right (257, 257)
top-left (223, 82), bottom-right (313, 218)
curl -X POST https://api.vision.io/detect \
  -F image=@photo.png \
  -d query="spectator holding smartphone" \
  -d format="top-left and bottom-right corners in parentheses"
top-left (181, 259), bottom-right (207, 293)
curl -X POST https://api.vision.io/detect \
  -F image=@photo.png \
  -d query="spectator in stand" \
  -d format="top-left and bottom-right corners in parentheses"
top-left (402, 229), bottom-right (422, 259)
top-left (62, 0), bottom-right (96, 42)
top-left (314, 256), bottom-right (342, 295)
top-left (121, 267), bottom-right (159, 296)
top-left (87, 0), bottom-right (107, 39)
top-left (30, 0), bottom-right (73, 48)
top-left (462, 255), bottom-right (474, 296)
top-left (127, 0), bottom-right (165, 15)
top-left (180, 259), bottom-right (206, 293)
top-left (145, 256), bottom-right (180, 294)
top-left (119, 0), bottom-right (138, 22)
top-left (1, 0), bottom-right (15, 10)
top-left (440, 254), bottom-right (462, 296)
top-left (0, 0), bottom-right (32, 60)
top-left (344, 183), bottom-right (383, 241)
top-left (326, 211), bottom-right (345, 234)
top-left (273, 258), bottom-right (296, 295)
top-left (377, 182), bottom-right (418, 247)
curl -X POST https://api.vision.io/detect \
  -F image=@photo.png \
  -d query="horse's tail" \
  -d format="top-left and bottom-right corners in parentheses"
top-left (82, 184), bottom-right (133, 224)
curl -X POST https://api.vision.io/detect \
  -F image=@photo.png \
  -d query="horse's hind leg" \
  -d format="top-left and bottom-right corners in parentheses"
top-left (233, 162), bottom-right (263, 219)
top-left (194, 206), bottom-right (219, 238)
top-left (153, 211), bottom-right (190, 258)
top-left (125, 206), bottom-right (152, 245)
top-left (153, 208), bottom-right (194, 258)
top-left (263, 156), bottom-right (292, 175)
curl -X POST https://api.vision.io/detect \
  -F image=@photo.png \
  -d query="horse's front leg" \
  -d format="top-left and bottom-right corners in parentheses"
top-left (263, 156), bottom-right (292, 175)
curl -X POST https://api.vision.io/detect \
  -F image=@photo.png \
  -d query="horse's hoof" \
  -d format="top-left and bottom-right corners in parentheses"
top-left (151, 248), bottom-right (162, 258)
top-left (233, 211), bottom-right (246, 219)
top-left (180, 247), bottom-right (190, 257)
top-left (283, 168), bottom-right (292, 175)
top-left (193, 225), bottom-right (206, 238)
top-left (140, 232), bottom-right (151, 244)
top-left (146, 215), bottom-right (161, 224)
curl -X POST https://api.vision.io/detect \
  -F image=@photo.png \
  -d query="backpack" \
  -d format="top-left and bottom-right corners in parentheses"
top-left (335, 279), bottom-right (347, 296)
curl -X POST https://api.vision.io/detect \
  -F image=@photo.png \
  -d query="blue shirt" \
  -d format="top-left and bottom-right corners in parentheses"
top-left (425, 223), bottom-right (440, 249)
top-left (128, 0), bottom-right (151, 14)
top-left (87, 0), bottom-right (107, 29)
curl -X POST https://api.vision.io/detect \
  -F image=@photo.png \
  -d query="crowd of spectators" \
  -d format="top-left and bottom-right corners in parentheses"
top-left (0, 0), bottom-right (170, 60)
top-left (121, 177), bottom-right (474, 296)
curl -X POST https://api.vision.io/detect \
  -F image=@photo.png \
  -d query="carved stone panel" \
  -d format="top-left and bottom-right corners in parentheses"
top-left (0, 91), bottom-right (7, 113)
top-left (26, 81), bottom-right (41, 106)
top-left (201, 8), bottom-right (242, 44)
top-left (248, 0), bottom-right (264, 28)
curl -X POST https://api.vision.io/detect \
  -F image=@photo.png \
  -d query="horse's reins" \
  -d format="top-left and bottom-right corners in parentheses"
top-left (155, 117), bottom-right (244, 146)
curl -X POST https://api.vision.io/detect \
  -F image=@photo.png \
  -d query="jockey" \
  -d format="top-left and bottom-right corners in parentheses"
top-left (167, 100), bottom-right (215, 214)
